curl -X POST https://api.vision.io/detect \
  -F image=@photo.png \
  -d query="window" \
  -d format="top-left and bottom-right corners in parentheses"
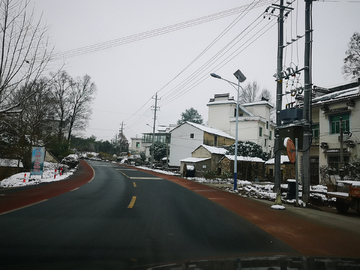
top-left (234, 108), bottom-right (243, 117)
top-left (214, 136), bottom-right (218, 146)
top-left (259, 127), bottom-right (262, 137)
top-left (264, 139), bottom-right (267, 147)
top-left (328, 156), bottom-right (349, 174)
top-left (269, 131), bottom-right (272, 140)
top-left (136, 142), bottom-right (140, 148)
top-left (190, 133), bottom-right (194, 139)
top-left (330, 114), bottom-right (350, 134)
top-left (312, 124), bottom-right (319, 144)
top-left (266, 121), bottom-right (269, 129)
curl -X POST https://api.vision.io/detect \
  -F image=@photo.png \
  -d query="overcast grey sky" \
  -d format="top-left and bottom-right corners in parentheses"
top-left (31, 0), bottom-right (360, 142)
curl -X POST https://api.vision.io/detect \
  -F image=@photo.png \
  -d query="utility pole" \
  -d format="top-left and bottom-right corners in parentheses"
top-left (302, 0), bottom-right (313, 203)
top-left (150, 93), bottom-right (158, 169)
top-left (120, 121), bottom-right (124, 135)
top-left (274, 0), bottom-right (285, 194)
top-left (339, 117), bottom-right (344, 180)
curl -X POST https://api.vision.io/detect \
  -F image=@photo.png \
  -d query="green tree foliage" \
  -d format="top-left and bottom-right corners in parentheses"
top-left (177, 107), bottom-right (203, 125)
top-left (343, 32), bottom-right (360, 79)
top-left (70, 135), bottom-right (128, 157)
top-left (226, 141), bottom-right (268, 161)
top-left (149, 141), bottom-right (168, 162)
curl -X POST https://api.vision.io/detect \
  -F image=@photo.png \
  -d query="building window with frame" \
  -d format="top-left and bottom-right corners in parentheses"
top-left (266, 121), bottom-right (269, 129)
top-left (312, 124), bottom-right (319, 144)
top-left (330, 114), bottom-right (350, 134)
top-left (234, 108), bottom-right (243, 117)
top-left (136, 142), bottom-right (140, 148)
top-left (269, 131), bottom-right (272, 140)
top-left (190, 133), bottom-right (194, 139)
top-left (328, 156), bottom-right (349, 174)
top-left (259, 127), bottom-right (262, 137)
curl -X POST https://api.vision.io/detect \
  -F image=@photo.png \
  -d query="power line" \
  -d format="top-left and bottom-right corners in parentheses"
top-left (122, 0), bottom-right (276, 136)
top-left (52, 1), bottom-right (273, 61)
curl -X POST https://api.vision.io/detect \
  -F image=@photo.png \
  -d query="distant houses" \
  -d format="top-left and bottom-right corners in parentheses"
top-left (169, 121), bottom-right (235, 167)
top-left (207, 93), bottom-right (275, 158)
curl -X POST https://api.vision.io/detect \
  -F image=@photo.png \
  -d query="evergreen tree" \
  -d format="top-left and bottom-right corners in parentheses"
top-left (226, 141), bottom-right (268, 161)
top-left (177, 107), bottom-right (203, 125)
top-left (343, 32), bottom-right (360, 79)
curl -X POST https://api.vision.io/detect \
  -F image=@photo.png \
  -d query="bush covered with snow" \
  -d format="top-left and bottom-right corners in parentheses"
top-left (61, 154), bottom-right (79, 169)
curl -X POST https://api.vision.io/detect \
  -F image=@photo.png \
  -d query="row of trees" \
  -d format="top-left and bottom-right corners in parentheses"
top-left (0, 0), bottom-right (97, 167)
top-left (70, 135), bottom-right (128, 156)
top-left (0, 71), bottom-right (97, 167)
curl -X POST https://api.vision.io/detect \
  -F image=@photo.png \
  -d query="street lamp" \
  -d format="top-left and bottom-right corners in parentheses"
top-left (210, 70), bottom-right (246, 191)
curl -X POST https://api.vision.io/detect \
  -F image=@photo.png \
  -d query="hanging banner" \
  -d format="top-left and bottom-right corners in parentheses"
top-left (31, 147), bottom-right (45, 176)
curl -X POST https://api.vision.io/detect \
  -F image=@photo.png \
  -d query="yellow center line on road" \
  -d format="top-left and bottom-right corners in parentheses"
top-left (127, 196), bottom-right (137, 208)
top-left (116, 169), bottom-right (129, 178)
top-left (133, 182), bottom-right (137, 188)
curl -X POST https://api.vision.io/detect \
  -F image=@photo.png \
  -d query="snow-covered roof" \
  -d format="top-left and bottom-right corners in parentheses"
top-left (265, 155), bottom-right (290, 165)
top-left (312, 87), bottom-right (360, 106)
top-left (242, 100), bottom-right (274, 108)
top-left (223, 155), bottom-right (264, 163)
top-left (180, 157), bottom-right (211, 163)
top-left (194, 144), bottom-right (227, 155)
top-left (185, 122), bottom-right (235, 140)
top-left (206, 99), bottom-right (236, 106)
top-left (0, 159), bottom-right (23, 168)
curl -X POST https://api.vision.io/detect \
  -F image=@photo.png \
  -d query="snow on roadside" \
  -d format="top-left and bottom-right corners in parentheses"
top-left (0, 162), bottom-right (76, 188)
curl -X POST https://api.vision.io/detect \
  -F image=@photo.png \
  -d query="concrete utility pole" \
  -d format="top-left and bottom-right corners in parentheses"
top-left (274, 0), bottom-right (285, 194)
top-left (120, 121), bottom-right (124, 135)
top-left (150, 93), bottom-right (158, 169)
top-left (302, 0), bottom-right (313, 203)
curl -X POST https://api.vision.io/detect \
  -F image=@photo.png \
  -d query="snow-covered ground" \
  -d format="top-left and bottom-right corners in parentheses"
top-left (183, 176), bottom-right (334, 208)
top-left (0, 162), bottom-right (76, 188)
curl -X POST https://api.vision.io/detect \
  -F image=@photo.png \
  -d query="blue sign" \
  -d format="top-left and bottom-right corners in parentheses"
top-left (31, 147), bottom-right (45, 176)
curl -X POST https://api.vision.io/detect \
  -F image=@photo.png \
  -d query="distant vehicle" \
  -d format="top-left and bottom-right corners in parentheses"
top-left (327, 180), bottom-right (360, 213)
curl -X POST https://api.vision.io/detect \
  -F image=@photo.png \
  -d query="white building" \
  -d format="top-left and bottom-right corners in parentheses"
top-left (169, 121), bottom-right (235, 167)
top-left (309, 79), bottom-right (360, 184)
top-left (130, 137), bottom-right (145, 154)
top-left (207, 93), bottom-right (275, 156)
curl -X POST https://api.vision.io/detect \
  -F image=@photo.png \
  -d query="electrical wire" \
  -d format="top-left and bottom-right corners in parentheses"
top-left (52, 1), bottom-right (273, 61)
top-left (123, 1), bottom-right (276, 136)
top-left (160, 18), bottom-right (278, 107)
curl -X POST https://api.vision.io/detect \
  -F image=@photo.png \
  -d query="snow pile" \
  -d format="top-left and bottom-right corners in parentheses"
top-left (271, 205), bottom-right (286, 210)
top-left (0, 162), bottom-right (76, 188)
top-left (186, 176), bottom-right (332, 207)
top-left (138, 166), bottom-right (178, 176)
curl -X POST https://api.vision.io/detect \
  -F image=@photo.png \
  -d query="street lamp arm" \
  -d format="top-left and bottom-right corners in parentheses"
top-left (210, 73), bottom-right (240, 89)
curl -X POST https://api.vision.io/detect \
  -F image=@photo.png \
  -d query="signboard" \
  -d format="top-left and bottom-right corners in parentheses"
top-left (31, 147), bottom-right (45, 176)
top-left (278, 126), bottom-right (304, 151)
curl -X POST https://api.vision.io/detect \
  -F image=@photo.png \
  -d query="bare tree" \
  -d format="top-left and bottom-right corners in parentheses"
top-left (67, 74), bottom-right (96, 141)
top-left (12, 78), bottom-right (57, 144)
top-left (343, 32), bottom-right (360, 79)
top-left (0, 78), bottom-right (58, 168)
top-left (0, 0), bottom-right (53, 113)
top-left (260, 88), bottom-right (272, 102)
top-left (51, 71), bottom-right (73, 142)
top-left (240, 81), bottom-right (273, 104)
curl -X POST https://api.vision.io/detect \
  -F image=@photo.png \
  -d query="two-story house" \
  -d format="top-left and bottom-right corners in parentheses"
top-left (207, 93), bottom-right (275, 157)
top-left (310, 79), bottom-right (360, 183)
top-left (169, 121), bottom-right (234, 167)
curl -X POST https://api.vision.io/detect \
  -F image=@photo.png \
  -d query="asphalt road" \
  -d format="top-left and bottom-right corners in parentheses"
top-left (0, 161), bottom-right (296, 269)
